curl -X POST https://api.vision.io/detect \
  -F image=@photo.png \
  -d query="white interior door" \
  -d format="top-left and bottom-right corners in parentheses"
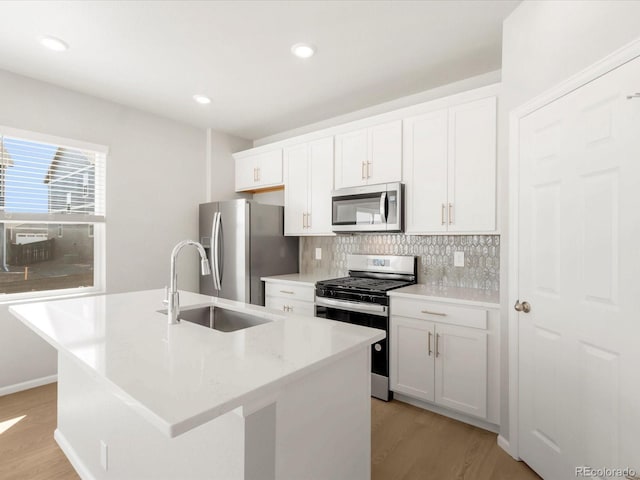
top-left (517, 54), bottom-right (640, 479)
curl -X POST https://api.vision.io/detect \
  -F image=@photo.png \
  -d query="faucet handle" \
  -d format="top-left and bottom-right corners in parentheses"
top-left (162, 285), bottom-right (169, 305)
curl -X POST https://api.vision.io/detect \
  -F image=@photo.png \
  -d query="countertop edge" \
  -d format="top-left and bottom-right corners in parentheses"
top-left (388, 290), bottom-right (500, 309)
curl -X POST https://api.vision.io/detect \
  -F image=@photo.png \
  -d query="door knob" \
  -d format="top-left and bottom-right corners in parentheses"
top-left (514, 300), bottom-right (531, 313)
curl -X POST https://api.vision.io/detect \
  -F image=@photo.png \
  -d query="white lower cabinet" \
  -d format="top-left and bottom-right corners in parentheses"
top-left (264, 280), bottom-right (316, 316)
top-left (390, 297), bottom-right (498, 425)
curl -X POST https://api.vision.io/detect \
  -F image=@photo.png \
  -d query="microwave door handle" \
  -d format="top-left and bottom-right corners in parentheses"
top-left (379, 192), bottom-right (387, 224)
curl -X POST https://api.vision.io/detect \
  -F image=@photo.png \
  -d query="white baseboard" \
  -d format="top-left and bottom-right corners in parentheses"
top-left (0, 374), bottom-right (57, 397)
top-left (497, 434), bottom-right (520, 460)
top-left (393, 393), bottom-right (499, 433)
top-left (55, 429), bottom-right (95, 480)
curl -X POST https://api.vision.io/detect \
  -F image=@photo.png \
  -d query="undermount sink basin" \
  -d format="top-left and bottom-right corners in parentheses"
top-left (160, 305), bottom-right (272, 332)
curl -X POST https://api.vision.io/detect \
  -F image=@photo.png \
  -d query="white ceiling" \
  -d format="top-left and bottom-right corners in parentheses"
top-left (0, 1), bottom-right (519, 140)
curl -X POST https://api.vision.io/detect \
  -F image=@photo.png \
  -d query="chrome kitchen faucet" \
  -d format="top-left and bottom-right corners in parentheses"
top-left (166, 240), bottom-right (211, 325)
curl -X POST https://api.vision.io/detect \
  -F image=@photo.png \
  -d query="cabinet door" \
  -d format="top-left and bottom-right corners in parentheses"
top-left (235, 156), bottom-right (258, 191)
top-left (447, 97), bottom-right (496, 232)
top-left (256, 149), bottom-right (283, 187)
top-left (307, 137), bottom-right (334, 235)
top-left (284, 144), bottom-right (309, 235)
top-left (368, 120), bottom-right (402, 184)
top-left (334, 128), bottom-right (368, 189)
top-left (434, 324), bottom-right (487, 419)
top-left (403, 110), bottom-right (449, 233)
top-left (390, 316), bottom-right (435, 402)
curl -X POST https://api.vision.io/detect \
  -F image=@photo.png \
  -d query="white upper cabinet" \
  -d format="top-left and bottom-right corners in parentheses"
top-left (447, 97), bottom-right (497, 232)
top-left (403, 96), bottom-right (497, 234)
top-left (403, 109), bottom-right (449, 232)
top-left (334, 120), bottom-right (402, 189)
top-left (284, 137), bottom-right (334, 236)
top-left (235, 149), bottom-right (283, 192)
top-left (283, 144), bottom-right (308, 234)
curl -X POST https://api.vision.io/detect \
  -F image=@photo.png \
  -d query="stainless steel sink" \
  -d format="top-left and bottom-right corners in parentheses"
top-left (160, 305), bottom-right (272, 332)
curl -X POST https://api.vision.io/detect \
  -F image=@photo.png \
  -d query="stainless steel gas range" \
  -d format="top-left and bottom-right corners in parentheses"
top-left (315, 254), bottom-right (417, 401)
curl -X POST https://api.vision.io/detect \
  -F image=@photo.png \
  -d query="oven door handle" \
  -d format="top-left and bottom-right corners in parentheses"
top-left (315, 297), bottom-right (388, 317)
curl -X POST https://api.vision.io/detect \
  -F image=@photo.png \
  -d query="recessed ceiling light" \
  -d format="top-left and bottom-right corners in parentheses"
top-left (193, 94), bottom-right (211, 105)
top-left (39, 35), bottom-right (69, 52)
top-left (291, 43), bottom-right (316, 59)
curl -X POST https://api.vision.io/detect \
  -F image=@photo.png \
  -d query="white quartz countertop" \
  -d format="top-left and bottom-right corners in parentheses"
top-left (388, 284), bottom-right (500, 308)
top-left (10, 289), bottom-right (384, 437)
top-left (261, 273), bottom-right (332, 287)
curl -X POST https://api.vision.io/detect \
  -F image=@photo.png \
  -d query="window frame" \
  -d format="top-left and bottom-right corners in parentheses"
top-left (0, 126), bottom-right (107, 303)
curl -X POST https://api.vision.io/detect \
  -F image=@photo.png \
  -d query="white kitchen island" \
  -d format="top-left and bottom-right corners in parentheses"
top-left (10, 290), bottom-right (384, 480)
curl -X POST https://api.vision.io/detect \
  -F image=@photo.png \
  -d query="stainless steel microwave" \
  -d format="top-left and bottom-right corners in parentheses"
top-left (331, 182), bottom-right (403, 233)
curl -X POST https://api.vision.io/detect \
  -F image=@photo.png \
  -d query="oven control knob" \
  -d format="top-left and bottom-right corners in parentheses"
top-left (374, 344), bottom-right (382, 352)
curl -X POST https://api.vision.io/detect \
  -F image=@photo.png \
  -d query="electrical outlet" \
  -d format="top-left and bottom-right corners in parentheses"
top-left (100, 440), bottom-right (108, 471)
top-left (454, 251), bottom-right (465, 267)
top-left (315, 247), bottom-right (322, 260)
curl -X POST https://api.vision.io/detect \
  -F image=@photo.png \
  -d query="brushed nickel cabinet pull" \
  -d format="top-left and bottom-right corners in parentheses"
top-left (302, 213), bottom-right (306, 228)
top-left (435, 333), bottom-right (440, 358)
top-left (428, 331), bottom-right (432, 356)
top-left (253, 167), bottom-right (257, 182)
top-left (361, 161), bottom-right (366, 180)
top-left (280, 290), bottom-right (294, 295)
top-left (307, 213), bottom-right (311, 228)
top-left (421, 310), bottom-right (447, 317)
top-left (441, 204), bottom-right (446, 225)
top-left (367, 161), bottom-right (372, 178)
top-left (448, 203), bottom-right (454, 225)
top-left (257, 167), bottom-right (260, 182)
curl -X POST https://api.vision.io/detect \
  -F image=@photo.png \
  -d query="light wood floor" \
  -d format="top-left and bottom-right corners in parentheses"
top-left (0, 384), bottom-right (539, 480)
top-left (371, 398), bottom-right (540, 480)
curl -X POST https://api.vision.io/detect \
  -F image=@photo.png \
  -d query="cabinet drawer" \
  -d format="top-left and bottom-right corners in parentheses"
top-left (266, 296), bottom-right (315, 316)
top-left (265, 282), bottom-right (315, 302)
top-left (391, 298), bottom-right (487, 330)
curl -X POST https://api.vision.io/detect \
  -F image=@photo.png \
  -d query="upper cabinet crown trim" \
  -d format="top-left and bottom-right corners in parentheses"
top-left (232, 83), bottom-right (500, 158)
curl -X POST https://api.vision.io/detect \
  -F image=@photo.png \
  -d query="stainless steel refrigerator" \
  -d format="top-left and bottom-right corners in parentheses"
top-left (199, 199), bottom-right (299, 306)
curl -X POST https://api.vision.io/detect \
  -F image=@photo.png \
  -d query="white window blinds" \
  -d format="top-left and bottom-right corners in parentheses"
top-left (0, 134), bottom-right (106, 221)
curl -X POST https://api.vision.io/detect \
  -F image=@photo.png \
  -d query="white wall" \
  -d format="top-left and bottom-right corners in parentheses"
top-left (498, 0), bottom-right (640, 441)
top-left (207, 129), bottom-right (251, 202)
top-left (0, 69), bottom-right (208, 392)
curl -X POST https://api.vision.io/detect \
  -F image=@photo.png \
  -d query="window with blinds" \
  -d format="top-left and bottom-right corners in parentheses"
top-left (0, 129), bottom-right (107, 298)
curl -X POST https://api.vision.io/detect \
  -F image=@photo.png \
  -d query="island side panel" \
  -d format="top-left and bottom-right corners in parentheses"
top-left (275, 347), bottom-right (371, 480)
top-left (56, 352), bottom-right (246, 480)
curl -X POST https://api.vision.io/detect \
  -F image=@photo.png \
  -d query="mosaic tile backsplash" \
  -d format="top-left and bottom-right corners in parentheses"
top-left (300, 234), bottom-right (500, 292)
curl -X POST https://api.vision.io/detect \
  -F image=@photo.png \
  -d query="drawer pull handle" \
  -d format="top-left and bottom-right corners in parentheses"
top-left (435, 333), bottom-right (440, 358)
top-left (421, 310), bottom-right (447, 317)
top-left (280, 290), bottom-right (294, 294)
top-left (427, 331), bottom-right (432, 356)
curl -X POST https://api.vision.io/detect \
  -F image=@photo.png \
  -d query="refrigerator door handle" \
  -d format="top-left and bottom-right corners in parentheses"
top-left (218, 215), bottom-right (224, 286)
top-left (212, 212), bottom-right (222, 291)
